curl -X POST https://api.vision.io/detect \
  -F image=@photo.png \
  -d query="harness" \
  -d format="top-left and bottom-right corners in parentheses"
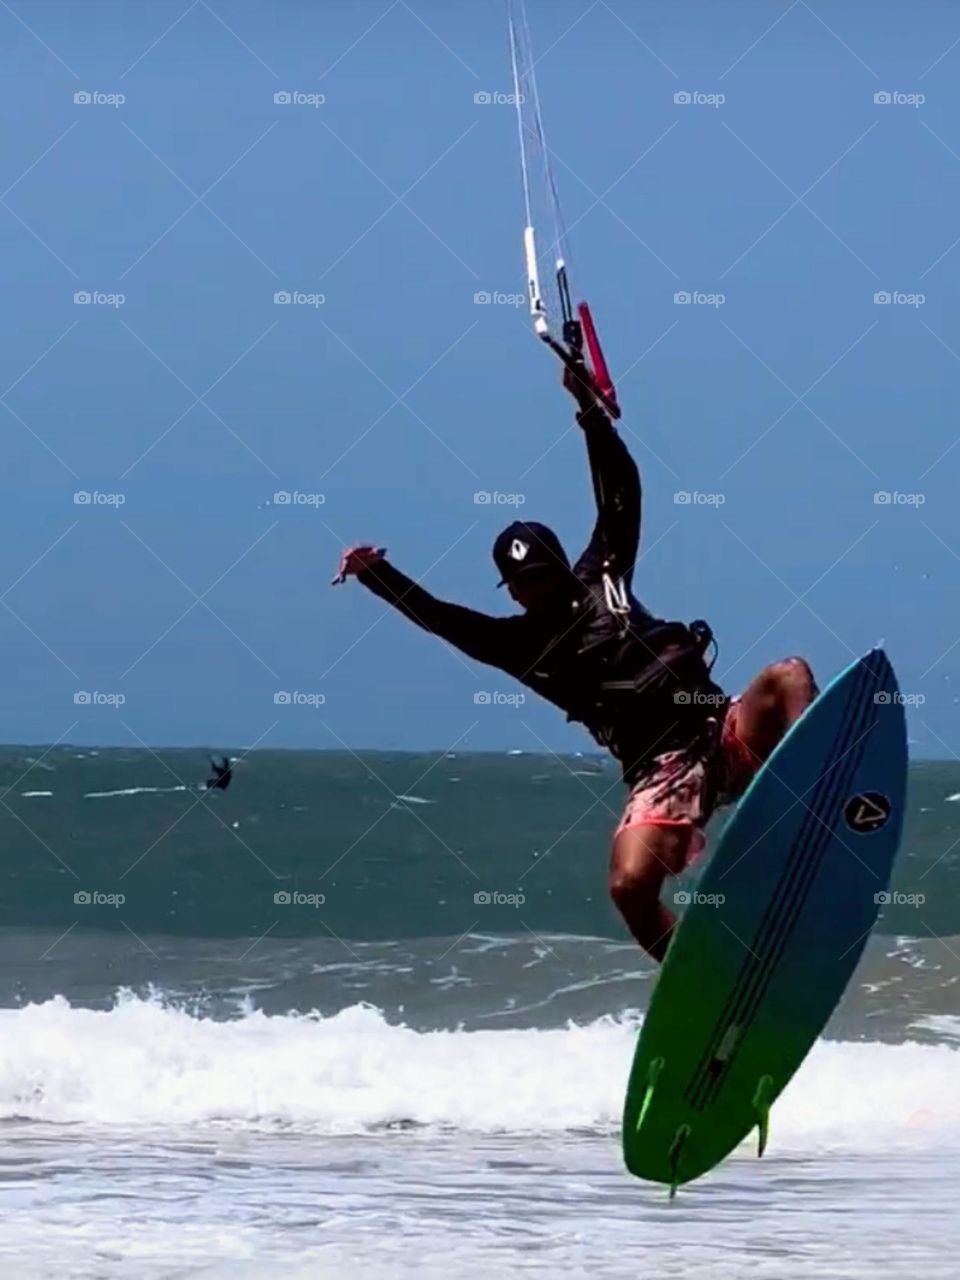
top-left (562, 580), bottom-right (723, 772)
top-left (593, 618), bottom-right (717, 698)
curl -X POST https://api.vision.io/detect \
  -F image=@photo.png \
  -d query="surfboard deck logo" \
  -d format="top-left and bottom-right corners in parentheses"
top-left (844, 791), bottom-right (892, 832)
top-left (621, 649), bottom-right (908, 1194)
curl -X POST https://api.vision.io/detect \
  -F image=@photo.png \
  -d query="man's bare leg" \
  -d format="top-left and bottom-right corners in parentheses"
top-left (733, 657), bottom-right (818, 768)
top-left (609, 822), bottom-right (697, 962)
top-left (609, 659), bottom-right (816, 964)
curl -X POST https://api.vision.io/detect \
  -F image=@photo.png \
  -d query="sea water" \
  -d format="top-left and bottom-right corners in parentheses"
top-left (0, 748), bottom-right (957, 1277)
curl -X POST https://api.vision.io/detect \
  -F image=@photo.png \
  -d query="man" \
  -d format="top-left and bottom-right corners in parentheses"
top-left (205, 756), bottom-right (232, 792)
top-left (333, 366), bottom-right (816, 961)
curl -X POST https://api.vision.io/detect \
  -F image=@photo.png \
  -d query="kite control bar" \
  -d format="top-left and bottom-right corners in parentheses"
top-left (540, 300), bottom-right (620, 420)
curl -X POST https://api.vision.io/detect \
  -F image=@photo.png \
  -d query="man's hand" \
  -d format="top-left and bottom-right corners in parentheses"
top-left (562, 355), bottom-right (599, 414)
top-left (331, 544), bottom-right (386, 585)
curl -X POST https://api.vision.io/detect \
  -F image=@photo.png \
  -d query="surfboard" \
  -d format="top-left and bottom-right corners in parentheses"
top-left (621, 648), bottom-right (908, 1191)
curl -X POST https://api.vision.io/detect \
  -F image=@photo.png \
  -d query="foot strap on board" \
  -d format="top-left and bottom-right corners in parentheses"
top-left (668, 1123), bottom-right (691, 1198)
top-left (752, 1074), bottom-right (775, 1158)
top-left (635, 1056), bottom-right (665, 1133)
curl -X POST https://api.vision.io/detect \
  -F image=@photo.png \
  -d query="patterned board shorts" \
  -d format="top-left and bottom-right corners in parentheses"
top-left (615, 698), bottom-right (759, 868)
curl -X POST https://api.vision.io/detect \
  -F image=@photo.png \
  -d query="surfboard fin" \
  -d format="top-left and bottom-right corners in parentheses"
top-left (635, 1056), bottom-right (665, 1133)
top-left (752, 1074), bottom-right (775, 1158)
top-left (668, 1123), bottom-right (691, 1198)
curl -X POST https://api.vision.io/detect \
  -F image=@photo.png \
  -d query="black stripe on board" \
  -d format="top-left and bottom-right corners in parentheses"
top-left (683, 653), bottom-right (885, 1109)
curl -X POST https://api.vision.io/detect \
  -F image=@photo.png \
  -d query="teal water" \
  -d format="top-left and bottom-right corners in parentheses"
top-left (1, 748), bottom-right (957, 940)
top-left (1, 748), bottom-right (958, 1278)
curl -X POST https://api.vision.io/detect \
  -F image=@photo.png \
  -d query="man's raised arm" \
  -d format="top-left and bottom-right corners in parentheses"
top-left (566, 369), bottom-right (641, 589)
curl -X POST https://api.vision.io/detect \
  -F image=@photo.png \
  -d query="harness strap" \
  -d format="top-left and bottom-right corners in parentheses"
top-left (596, 619), bottom-right (717, 696)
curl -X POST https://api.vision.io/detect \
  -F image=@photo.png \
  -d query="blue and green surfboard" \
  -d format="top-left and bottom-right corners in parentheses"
top-left (622, 649), bottom-right (908, 1191)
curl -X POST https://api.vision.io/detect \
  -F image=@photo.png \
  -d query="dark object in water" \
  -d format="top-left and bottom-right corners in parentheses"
top-left (205, 756), bottom-right (232, 792)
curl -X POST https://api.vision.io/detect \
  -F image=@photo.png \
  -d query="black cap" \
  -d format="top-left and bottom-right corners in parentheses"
top-left (493, 521), bottom-right (570, 587)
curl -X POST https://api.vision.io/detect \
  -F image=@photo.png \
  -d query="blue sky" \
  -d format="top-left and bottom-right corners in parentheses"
top-left (0, 0), bottom-right (958, 756)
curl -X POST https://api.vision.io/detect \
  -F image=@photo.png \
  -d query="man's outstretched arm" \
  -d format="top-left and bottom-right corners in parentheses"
top-left (334, 547), bottom-right (520, 669)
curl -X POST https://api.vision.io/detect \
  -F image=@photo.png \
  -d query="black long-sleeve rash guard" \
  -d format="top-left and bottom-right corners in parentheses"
top-left (573, 400), bottom-right (641, 591)
top-left (357, 402), bottom-right (721, 782)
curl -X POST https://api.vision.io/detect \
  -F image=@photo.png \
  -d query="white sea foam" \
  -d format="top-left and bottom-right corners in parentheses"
top-left (83, 785), bottom-right (190, 798)
top-left (0, 995), bottom-right (956, 1154)
top-left (911, 1013), bottom-right (960, 1041)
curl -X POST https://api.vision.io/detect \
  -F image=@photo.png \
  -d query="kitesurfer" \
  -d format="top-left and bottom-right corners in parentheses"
top-left (205, 756), bottom-right (232, 792)
top-left (333, 368), bottom-right (816, 962)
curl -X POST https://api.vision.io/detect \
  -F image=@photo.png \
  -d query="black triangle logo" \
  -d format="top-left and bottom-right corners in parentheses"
top-left (844, 791), bottom-right (892, 833)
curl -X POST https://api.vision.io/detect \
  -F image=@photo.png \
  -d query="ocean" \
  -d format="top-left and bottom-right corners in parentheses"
top-left (0, 747), bottom-right (958, 1278)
